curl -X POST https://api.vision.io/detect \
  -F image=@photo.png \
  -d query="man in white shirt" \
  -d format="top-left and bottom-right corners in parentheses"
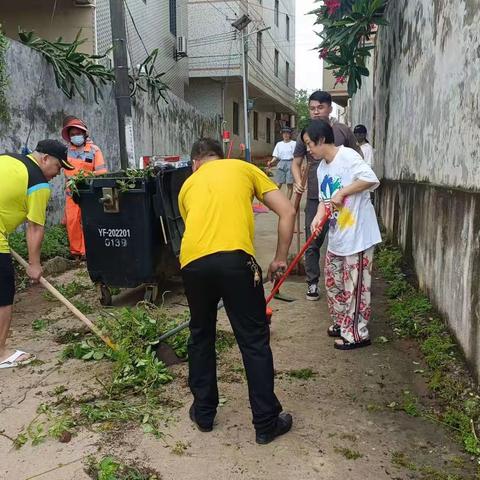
top-left (268, 127), bottom-right (296, 200)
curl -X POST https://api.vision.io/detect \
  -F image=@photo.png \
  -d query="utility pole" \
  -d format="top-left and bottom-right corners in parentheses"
top-left (109, 0), bottom-right (136, 170)
top-left (240, 28), bottom-right (251, 162)
top-left (231, 17), bottom-right (270, 163)
top-left (232, 14), bottom-right (252, 162)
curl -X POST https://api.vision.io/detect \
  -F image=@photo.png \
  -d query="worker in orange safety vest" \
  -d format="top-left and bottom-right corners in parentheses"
top-left (61, 117), bottom-right (107, 258)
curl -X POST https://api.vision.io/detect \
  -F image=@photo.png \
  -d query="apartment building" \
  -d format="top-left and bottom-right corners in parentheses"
top-left (1, 0), bottom-right (189, 99)
top-left (186, 0), bottom-right (296, 158)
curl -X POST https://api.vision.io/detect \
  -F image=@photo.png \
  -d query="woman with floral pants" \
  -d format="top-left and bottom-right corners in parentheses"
top-left (303, 120), bottom-right (381, 350)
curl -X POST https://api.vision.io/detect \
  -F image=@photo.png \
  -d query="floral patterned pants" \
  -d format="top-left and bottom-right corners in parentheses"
top-left (324, 246), bottom-right (374, 343)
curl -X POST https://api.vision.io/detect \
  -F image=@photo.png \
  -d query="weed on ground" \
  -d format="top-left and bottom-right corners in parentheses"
top-left (376, 243), bottom-right (480, 458)
top-left (85, 455), bottom-right (161, 480)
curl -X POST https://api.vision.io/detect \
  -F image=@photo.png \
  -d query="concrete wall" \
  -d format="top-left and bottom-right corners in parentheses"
top-left (1, 40), bottom-right (219, 224)
top-left (1, 0), bottom-right (96, 54)
top-left (350, 1), bottom-right (480, 379)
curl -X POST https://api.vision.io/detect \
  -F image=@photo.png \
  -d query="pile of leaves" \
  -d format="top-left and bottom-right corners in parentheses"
top-left (14, 306), bottom-right (189, 448)
top-left (376, 242), bottom-right (480, 457)
top-left (312, 0), bottom-right (388, 96)
top-left (62, 305), bottom-right (190, 393)
top-left (67, 167), bottom-right (156, 196)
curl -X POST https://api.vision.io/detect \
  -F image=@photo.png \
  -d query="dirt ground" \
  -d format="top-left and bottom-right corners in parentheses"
top-left (1, 208), bottom-right (478, 480)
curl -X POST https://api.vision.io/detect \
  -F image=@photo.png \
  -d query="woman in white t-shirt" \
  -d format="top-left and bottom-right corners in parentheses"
top-left (305, 120), bottom-right (382, 350)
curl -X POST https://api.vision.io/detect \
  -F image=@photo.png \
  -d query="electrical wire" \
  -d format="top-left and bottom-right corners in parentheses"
top-left (203, 0), bottom-right (231, 19)
top-left (124, 0), bottom-right (150, 58)
top-left (189, 31), bottom-right (237, 46)
top-left (248, 0), bottom-right (295, 18)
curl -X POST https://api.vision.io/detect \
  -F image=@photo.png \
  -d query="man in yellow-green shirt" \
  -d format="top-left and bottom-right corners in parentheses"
top-left (0, 140), bottom-right (74, 369)
top-left (179, 138), bottom-right (296, 445)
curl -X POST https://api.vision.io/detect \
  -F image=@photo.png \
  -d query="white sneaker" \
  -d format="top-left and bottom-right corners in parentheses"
top-left (306, 283), bottom-right (320, 301)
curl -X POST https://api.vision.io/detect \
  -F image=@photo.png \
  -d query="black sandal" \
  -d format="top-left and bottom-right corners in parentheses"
top-left (334, 337), bottom-right (371, 350)
top-left (327, 325), bottom-right (341, 338)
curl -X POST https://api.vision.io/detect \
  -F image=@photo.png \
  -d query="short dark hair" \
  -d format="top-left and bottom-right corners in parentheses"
top-left (191, 138), bottom-right (224, 160)
top-left (354, 124), bottom-right (367, 134)
top-left (308, 90), bottom-right (332, 106)
top-left (305, 120), bottom-right (335, 145)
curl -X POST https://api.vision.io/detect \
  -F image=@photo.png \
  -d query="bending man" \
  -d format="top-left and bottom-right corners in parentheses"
top-left (179, 138), bottom-right (296, 445)
top-left (0, 140), bottom-right (74, 368)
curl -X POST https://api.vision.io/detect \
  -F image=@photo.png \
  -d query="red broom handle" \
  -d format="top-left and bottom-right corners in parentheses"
top-left (265, 211), bottom-right (330, 305)
top-left (227, 139), bottom-right (234, 159)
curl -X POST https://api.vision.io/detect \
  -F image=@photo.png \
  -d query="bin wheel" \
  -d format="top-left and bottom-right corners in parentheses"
top-left (97, 283), bottom-right (112, 306)
top-left (144, 285), bottom-right (159, 304)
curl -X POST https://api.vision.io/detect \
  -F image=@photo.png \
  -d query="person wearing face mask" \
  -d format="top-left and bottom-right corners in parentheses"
top-left (61, 117), bottom-right (107, 259)
top-left (0, 140), bottom-right (74, 368)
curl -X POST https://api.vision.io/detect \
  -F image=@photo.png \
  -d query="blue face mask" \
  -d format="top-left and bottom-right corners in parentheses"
top-left (70, 135), bottom-right (85, 147)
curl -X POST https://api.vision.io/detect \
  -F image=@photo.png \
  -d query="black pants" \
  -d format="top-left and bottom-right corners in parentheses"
top-left (304, 198), bottom-right (329, 285)
top-left (181, 251), bottom-right (282, 434)
top-left (0, 253), bottom-right (15, 307)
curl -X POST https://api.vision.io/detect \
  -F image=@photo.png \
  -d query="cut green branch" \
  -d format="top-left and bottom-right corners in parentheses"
top-left (18, 29), bottom-right (114, 103)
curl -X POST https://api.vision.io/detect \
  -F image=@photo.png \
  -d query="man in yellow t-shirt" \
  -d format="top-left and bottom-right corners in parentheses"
top-left (179, 138), bottom-right (296, 445)
top-left (0, 140), bottom-right (74, 369)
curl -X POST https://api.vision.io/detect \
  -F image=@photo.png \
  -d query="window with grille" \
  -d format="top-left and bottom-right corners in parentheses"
top-left (274, 0), bottom-right (279, 27)
top-left (286, 61), bottom-right (290, 86)
top-left (286, 15), bottom-right (290, 41)
top-left (169, 0), bottom-right (177, 36)
top-left (253, 112), bottom-right (259, 140)
top-left (274, 49), bottom-right (279, 77)
top-left (266, 118), bottom-right (271, 143)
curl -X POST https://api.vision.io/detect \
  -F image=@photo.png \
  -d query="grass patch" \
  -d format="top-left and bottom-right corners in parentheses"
top-left (334, 446), bottom-right (363, 460)
top-left (391, 451), bottom-right (417, 470)
top-left (401, 391), bottom-right (421, 417)
top-left (170, 440), bottom-right (190, 455)
top-left (377, 242), bottom-right (480, 457)
top-left (9, 224), bottom-right (69, 261)
top-left (85, 456), bottom-right (161, 480)
top-left (216, 330), bottom-right (236, 354)
top-left (285, 368), bottom-right (317, 380)
top-left (32, 318), bottom-right (49, 331)
top-left (391, 452), bottom-right (467, 480)
top-left (72, 299), bottom-right (94, 315)
top-left (57, 280), bottom-right (91, 298)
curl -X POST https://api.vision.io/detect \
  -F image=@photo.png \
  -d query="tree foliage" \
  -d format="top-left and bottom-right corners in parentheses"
top-left (312, 0), bottom-right (388, 96)
top-left (295, 89), bottom-right (310, 131)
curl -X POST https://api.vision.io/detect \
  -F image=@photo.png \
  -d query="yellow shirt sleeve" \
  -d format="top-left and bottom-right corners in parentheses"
top-left (26, 187), bottom-right (51, 226)
top-left (249, 165), bottom-right (278, 201)
top-left (178, 187), bottom-right (187, 221)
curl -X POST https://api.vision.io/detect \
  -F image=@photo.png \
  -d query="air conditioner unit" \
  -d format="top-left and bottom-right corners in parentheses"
top-left (176, 36), bottom-right (187, 58)
top-left (73, 0), bottom-right (95, 6)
